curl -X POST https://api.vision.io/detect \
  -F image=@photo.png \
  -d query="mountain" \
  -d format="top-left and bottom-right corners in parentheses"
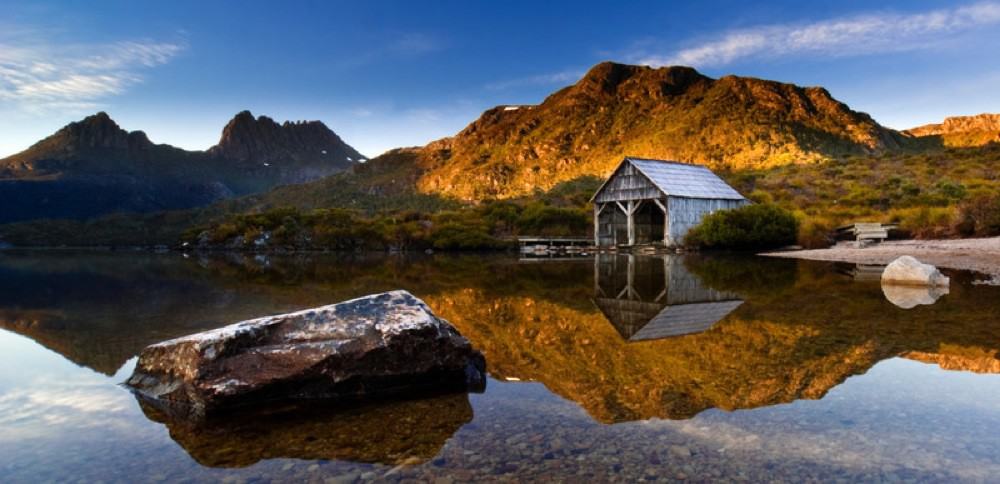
top-left (231, 62), bottom-right (914, 207)
top-left (906, 113), bottom-right (1000, 147)
top-left (0, 111), bottom-right (362, 224)
top-left (208, 110), bottom-right (364, 182)
top-left (404, 62), bottom-right (909, 199)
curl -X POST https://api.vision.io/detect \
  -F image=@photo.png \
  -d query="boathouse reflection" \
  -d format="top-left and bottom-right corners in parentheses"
top-left (593, 254), bottom-right (743, 341)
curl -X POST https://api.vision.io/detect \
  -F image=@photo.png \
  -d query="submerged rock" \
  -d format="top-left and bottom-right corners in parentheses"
top-left (881, 284), bottom-right (949, 309)
top-left (126, 290), bottom-right (486, 416)
top-left (880, 256), bottom-right (950, 287)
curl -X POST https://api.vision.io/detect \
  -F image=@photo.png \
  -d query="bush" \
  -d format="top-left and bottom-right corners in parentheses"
top-left (685, 204), bottom-right (799, 250)
top-left (430, 223), bottom-right (505, 250)
top-left (796, 216), bottom-right (835, 249)
top-left (956, 195), bottom-right (1000, 237)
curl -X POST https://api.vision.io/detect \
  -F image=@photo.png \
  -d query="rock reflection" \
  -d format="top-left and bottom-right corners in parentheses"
top-left (593, 254), bottom-right (742, 341)
top-left (135, 392), bottom-right (474, 467)
top-left (881, 283), bottom-right (949, 309)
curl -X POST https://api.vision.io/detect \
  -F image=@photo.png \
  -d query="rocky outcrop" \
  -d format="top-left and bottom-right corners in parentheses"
top-left (126, 290), bottom-right (486, 416)
top-left (881, 256), bottom-right (950, 287)
top-left (907, 113), bottom-right (1000, 137)
top-left (905, 113), bottom-right (1000, 147)
top-left (208, 110), bottom-right (363, 182)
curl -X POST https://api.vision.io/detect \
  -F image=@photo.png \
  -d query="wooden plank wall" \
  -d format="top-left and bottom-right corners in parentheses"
top-left (666, 197), bottom-right (748, 246)
top-left (593, 163), bottom-right (663, 203)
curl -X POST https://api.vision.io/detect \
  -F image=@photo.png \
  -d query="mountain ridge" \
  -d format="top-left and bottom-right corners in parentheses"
top-left (0, 111), bottom-right (364, 223)
top-left (396, 62), bottom-right (912, 200)
top-left (905, 113), bottom-right (1000, 147)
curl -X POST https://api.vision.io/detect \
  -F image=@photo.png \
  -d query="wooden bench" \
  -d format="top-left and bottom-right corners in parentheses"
top-left (836, 223), bottom-right (897, 248)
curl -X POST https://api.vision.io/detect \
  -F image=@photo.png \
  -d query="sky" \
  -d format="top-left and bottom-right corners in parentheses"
top-left (2, 0), bottom-right (1000, 158)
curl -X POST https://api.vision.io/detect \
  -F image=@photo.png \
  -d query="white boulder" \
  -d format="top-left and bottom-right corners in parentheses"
top-left (880, 256), bottom-right (950, 287)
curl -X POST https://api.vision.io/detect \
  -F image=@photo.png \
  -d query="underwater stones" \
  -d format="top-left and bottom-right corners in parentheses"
top-left (126, 290), bottom-right (486, 415)
top-left (881, 256), bottom-right (950, 287)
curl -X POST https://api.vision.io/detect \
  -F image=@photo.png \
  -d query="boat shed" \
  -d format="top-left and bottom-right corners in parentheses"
top-left (590, 157), bottom-right (749, 247)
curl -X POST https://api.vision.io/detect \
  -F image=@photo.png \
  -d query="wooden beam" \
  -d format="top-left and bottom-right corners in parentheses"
top-left (626, 200), bottom-right (635, 246)
top-left (652, 198), bottom-right (666, 214)
top-left (615, 201), bottom-right (628, 215)
top-left (593, 204), bottom-right (600, 247)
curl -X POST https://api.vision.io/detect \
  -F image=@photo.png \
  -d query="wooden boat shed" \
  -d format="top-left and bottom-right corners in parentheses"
top-left (591, 157), bottom-right (749, 247)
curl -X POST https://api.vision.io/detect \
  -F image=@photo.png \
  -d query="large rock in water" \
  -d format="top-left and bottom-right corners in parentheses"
top-left (881, 256), bottom-right (950, 287)
top-left (126, 290), bottom-right (486, 416)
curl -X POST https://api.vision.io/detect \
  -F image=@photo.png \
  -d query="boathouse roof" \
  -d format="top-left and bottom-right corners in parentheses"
top-left (591, 157), bottom-right (747, 202)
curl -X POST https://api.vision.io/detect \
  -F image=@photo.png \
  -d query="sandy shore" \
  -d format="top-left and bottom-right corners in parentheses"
top-left (762, 237), bottom-right (1000, 276)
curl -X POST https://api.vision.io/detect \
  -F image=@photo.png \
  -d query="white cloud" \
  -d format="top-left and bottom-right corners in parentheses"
top-left (0, 33), bottom-right (183, 114)
top-left (485, 69), bottom-right (584, 91)
top-left (638, 2), bottom-right (1000, 67)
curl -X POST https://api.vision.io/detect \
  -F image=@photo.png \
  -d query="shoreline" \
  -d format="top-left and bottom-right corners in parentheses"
top-left (762, 237), bottom-right (1000, 276)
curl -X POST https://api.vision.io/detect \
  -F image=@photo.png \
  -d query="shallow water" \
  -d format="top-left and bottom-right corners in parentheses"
top-left (1, 250), bottom-right (1000, 482)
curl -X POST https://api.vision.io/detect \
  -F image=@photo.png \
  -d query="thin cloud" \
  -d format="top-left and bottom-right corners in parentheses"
top-left (485, 69), bottom-right (584, 91)
top-left (638, 2), bottom-right (1000, 67)
top-left (0, 32), bottom-right (184, 114)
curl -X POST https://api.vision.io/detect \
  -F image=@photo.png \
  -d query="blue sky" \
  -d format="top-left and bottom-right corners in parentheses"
top-left (2, 0), bottom-right (1000, 158)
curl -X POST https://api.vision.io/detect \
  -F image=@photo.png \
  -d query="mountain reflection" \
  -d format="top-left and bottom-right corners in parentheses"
top-left (593, 254), bottom-right (742, 341)
top-left (2, 251), bottom-right (1000, 427)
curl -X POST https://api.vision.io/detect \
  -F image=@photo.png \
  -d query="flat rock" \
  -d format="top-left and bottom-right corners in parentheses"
top-left (126, 290), bottom-right (486, 415)
top-left (881, 256), bottom-right (950, 287)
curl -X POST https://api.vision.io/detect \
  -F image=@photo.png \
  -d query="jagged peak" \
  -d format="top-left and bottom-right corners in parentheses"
top-left (570, 62), bottom-right (710, 98)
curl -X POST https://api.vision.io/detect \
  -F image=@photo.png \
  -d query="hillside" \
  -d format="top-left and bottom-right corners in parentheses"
top-left (229, 62), bottom-right (918, 206)
top-left (0, 111), bottom-right (363, 223)
top-left (906, 113), bottom-right (1000, 147)
top-left (406, 61), bottom-right (912, 199)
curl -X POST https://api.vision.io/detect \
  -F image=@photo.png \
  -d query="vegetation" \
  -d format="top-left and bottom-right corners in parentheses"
top-left (183, 197), bottom-right (591, 251)
top-left (685, 204), bottom-right (799, 250)
top-left (723, 146), bottom-right (1000, 243)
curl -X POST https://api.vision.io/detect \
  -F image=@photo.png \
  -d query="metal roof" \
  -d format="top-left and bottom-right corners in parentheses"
top-left (623, 157), bottom-right (746, 200)
top-left (629, 300), bottom-right (743, 341)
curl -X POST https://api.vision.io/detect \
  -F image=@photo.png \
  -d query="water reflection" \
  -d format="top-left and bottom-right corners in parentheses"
top-left (2, 251), bottom-right (1000, 444)
top-left (135, 392), bottom-right (474, 467)
top-left (882, 283), bottom-right (949, 309)
top-left (593, 254), bottom-right (742, 341)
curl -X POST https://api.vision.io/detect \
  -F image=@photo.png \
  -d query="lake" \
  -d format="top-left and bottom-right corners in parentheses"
top-left (2, 250), bottom-right (1000, 482)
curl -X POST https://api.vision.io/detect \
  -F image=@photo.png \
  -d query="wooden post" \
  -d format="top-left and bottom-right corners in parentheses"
top-left (593, 204), bottom-right (599, 247)
top-left (593, 203), bottom-right (606, 247)
top-left (626, 200), bottom-right (635, 246)
top-left (626, 254), bottom-right (637, 300)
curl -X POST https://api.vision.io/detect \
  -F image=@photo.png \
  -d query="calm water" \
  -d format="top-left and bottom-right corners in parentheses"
top-left (2, 250), bottom-right (1000, 483)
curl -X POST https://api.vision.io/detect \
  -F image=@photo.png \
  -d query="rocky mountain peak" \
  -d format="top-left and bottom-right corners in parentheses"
top-left (55, 111), bottom-right (146, 151)
top-left (907, 113), bottom-right (1000, 136)
top-left (209, 111), bottom-right (364, 171)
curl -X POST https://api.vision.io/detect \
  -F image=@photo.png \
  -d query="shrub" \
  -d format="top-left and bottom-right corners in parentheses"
top-left (893, 206), bottom-right (955, 239)
top-left (685, 204), bottom-right (799, 250)
top-left (430, 223), bottom-right (504, 250)
top-left (796, 216), bottom-right (835, 249)
top-left (955, 195), bottom-right (1000, 237)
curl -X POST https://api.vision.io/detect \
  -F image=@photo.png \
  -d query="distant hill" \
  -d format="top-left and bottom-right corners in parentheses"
top-left (906, 113), bottom-right (1000, 147)
top-left (0, 111), bottom-right (363, 223)
top-left (401, 61), bottom-right (911, 199)
top-left (230, 61), bottom-right (916, 207)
